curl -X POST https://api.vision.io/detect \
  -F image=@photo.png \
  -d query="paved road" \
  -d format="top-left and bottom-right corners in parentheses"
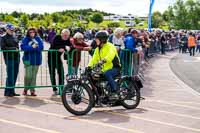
top-left (170, 53), bottom-right (200, 93)
top-left (0, 52), bottom-right (199, 133)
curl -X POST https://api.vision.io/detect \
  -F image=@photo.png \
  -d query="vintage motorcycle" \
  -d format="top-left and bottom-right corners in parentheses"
top-left (61, 63), bottom-right (142, 116)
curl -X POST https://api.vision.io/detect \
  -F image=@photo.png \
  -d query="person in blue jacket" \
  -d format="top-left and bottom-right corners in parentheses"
top-left (21, 28), bottom-right (44, 96)
top-left (123, 29), bottom-right (141, 75)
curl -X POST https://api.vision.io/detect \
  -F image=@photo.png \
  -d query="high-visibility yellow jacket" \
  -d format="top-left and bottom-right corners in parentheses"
top-left (88, 42), bottom-right (121, 72)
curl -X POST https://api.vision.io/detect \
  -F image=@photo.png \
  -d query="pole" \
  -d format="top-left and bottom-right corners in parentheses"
top-left (148, 0), bottom-right (155, 32)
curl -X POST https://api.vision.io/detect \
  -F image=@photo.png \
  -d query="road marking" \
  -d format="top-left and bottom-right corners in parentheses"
top-left (143, 97), bottom-right (200, 106)
top-left (0, 104), bottom-right (143, 133)
top-left (106, 111), bottom-right (200, 132)
top-left (183, 60), bottom-right (200, 63)
top-left (195, 57), bottom-right (200, 59)
top-left (5, 96), bottom-right (200, 120)
top-left (33, 97), bottom-right (200, 120)
top-left (145, 99), bottom-right (200, 110)
top-left (172, 101), bottom-right (200, 106)
top-left (142, 107), bottom-right (200, 120)
top-left (0, 118), bottom-right (60, 133)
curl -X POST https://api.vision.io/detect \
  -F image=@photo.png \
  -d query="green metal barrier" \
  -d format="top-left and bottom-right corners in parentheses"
top-left (66, 49), bottom-right (92, 76)
top-left (0, 48), bottom-right (140, 95)
top-left (0, 50), bottom-right (67, 95)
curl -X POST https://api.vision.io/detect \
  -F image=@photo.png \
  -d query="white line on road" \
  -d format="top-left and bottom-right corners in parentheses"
top-left (106, 111), bottom-right (200, 132)
top-left (0, 104), bottom-right (144, 133)
top-left (145, 99), bottom-right (200, 110)
top-left (0, 118), bottom-right (60, 133)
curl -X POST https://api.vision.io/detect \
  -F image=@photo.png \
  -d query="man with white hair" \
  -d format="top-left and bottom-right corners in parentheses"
top-left (48, 29), bottom-right (72, 95)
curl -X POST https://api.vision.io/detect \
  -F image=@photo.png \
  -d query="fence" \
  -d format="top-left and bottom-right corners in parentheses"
top-left (0, 48), bottom-right (147, 94)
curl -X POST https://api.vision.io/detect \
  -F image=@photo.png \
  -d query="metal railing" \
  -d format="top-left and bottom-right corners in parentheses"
top-left (0, 48), bottom-right (144, 92)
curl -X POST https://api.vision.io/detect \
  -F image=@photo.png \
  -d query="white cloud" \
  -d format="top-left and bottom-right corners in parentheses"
top-left (0, 0), bottom-right (176, 16)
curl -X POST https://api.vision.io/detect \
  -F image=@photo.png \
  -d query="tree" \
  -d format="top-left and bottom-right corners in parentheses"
top-left (11, 11), bottom-right (20, 18)
top-left (20, 14), bottom-right (29, 28)
top-left (185, 0), bottom-right (200, 29)
top-left (134, 18), bottom-right (141, 24)
top-left (30, 13), bottom-right (39, 20)
top-left (0, 13), bottom-right (5, 21)
top-left (0, 8), bottom-right (116, 29)
top-left (152, 11), bottom-right (163, 28)
top-left (107, 22), bottom-right (120, 28)
top-left (51, 13), bottom-right (60, 23)
top-left (163, 0), bottom-right (200, 30)
top-left (90, 13), bottom-right (103, 24)
top-left (173, 0), bottom-right (190, 29)
top-left (4, 15), bottom-right (16, 24)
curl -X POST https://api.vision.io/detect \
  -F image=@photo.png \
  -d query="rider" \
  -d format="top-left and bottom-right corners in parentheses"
top-left (88, 31), bottom-right (121, 95)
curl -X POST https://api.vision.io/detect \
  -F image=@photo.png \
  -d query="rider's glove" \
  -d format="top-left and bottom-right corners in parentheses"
top-left (98, 59), bottom-right (106, 65)
top-left (86, 66), bottom-right (92, 72)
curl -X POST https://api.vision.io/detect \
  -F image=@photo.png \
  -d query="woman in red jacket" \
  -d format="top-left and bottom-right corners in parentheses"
top-left (69, 32), bottom-right (91, 75)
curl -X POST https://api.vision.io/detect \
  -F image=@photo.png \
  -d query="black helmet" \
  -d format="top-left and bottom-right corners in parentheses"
top-left (95, 31), bottom-right (108, 44)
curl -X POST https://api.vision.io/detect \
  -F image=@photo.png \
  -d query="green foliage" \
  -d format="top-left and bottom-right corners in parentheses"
top-left (4, 15), bottom-right (15, 23)
top-left (152, 11), bottom-right (163, 28)
top-left (90, 13), bottom-right (103, 24)
top-left (107, 22), bottom-right (120, 28)
top-left (11, 11), bottom-right (21, 18)
top-left (0, 9), bottom-right (111, 29)
top-left (151, 0), bottom-right (200, 30)
top-left (134, 18), bottom-right (141, 24)
top-left (165, 0), bottom-right (200, 30)
top-left (0, 14), bottom-right (5, 21)
top-left (20, 14), bottom-right (29, 28)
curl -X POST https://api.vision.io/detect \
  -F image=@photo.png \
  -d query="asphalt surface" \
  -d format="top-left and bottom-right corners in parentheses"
top-left (170, 52), bottom-right (200, 93)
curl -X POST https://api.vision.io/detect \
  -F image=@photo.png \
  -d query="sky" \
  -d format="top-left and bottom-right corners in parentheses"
top-left (0, 0), bottom-right (176, 16)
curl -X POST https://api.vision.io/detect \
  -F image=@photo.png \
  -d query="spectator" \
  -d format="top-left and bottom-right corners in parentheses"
top-left (196, 34), bottom-right (200, 53)
top-left (47, 28), bottom-right (56, 44)
top-left (160, 33), bottom-right (167, 55)
top-left (38, 26), bottom-right (44, 39)
top-left (188, 32), bottom-right (196, 56)
top-left (0, 28), bottom-right (5, 49)
top-left (109, 28), bottom-right (125, 51)
top-left (180, 32), bottom-right (188, 53)
top-left (123, 29), bottom-right (141, 75)
top-left (1, 23), bottom-right (20, 97)
top-left (48, 29), bottom-right (72, 95)
top-left (89, 39), bottom-right (97, 56)
top-left (21, 28), bottom-right (44, 96)
top-left (70, 32), bottom-right (91, 75)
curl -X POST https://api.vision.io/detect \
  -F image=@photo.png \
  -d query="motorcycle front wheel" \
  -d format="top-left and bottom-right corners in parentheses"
top-left (62, 80), bottom-right (95, 116)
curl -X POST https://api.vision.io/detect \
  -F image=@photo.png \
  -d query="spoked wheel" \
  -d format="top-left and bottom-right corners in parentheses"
top-left (61, 80), bottom-right (95, 115)
top-left (119, 78), bottom-right (140, 109)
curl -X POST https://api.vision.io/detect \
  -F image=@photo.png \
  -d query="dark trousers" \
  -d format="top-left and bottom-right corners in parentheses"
top-left (179, 45), bottom-right (183, 53)
top-left (4, 60), bottom-right (19, 95)
top-left (189, 46), bottom-right (195, 56)
top-left (104, 68), bottom-right (120, 91)
top-left (196, 45), bottom-right (200, 53)
top-left (48, 52), bottom-right (64, 92)
top-left (161, 43), bottom-right (166, 54)
top-left (182, 44), bottom-right (187, 53)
